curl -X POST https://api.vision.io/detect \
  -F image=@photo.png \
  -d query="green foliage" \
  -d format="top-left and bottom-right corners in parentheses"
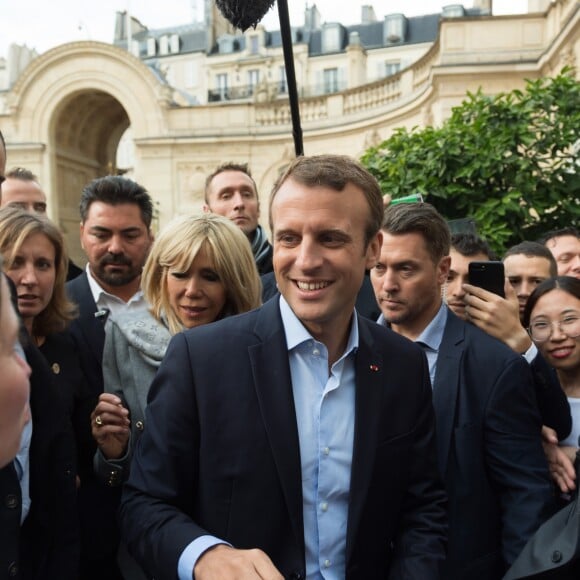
top-left (361, 68), bottom-right (580, 254)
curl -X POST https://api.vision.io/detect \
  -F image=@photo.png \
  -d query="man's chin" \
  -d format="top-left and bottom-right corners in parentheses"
top-left (96, 270), bottom-right (139, 287)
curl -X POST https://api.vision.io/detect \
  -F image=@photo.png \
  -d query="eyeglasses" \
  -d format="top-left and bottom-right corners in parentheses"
top-left (528, 316), bottom-right (580, 342)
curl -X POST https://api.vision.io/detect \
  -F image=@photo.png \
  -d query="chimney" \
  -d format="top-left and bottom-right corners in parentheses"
top-left (305, 3), bottom-right (321, 30)
top-left (473, 0), bottom-right (492, 14)
top-left (361, 5), bottom-right (377, 24)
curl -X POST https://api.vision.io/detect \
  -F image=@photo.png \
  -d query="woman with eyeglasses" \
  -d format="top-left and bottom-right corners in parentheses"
top-left (524, 276), bottom-right (580, 468)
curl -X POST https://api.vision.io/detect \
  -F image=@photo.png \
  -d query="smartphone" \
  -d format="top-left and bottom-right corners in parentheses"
top-left (468, 261), bottom-right (505, 298)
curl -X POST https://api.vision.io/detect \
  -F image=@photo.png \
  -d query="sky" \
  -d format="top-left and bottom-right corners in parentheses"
top-left (0, 0), bottom-right (529, 58)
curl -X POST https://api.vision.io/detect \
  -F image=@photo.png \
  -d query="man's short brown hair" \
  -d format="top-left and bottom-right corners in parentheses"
top-left (204, 162), bottom-right (257, 204)
top-left (269, 155), bottom-right (384, 247)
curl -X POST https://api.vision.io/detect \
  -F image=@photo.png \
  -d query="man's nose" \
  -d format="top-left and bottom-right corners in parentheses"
top-left (107, 235), bottom-right (124, 255)
top-left (381, 269), bottom-right (399, 292)
top-left (232, 192), bottom-right (245, 209)
top-left (295, 238), bottom-right (323, 271)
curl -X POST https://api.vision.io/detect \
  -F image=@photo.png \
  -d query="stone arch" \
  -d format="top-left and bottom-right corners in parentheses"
top-left (5, 41), bottom-right (172, 263)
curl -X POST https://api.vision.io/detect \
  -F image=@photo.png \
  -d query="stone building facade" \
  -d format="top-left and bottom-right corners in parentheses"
top-left (0, 0), bottom-right (577, 263)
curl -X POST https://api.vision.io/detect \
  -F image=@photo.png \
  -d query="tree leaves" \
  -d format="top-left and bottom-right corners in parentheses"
top-left (361, 68), bottom-right (580, 253)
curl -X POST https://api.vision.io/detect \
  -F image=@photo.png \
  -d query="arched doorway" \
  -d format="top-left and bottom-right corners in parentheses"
top-left (3, 41), bottom-right (169, 264)
top-left (51, 90), bottom-right (131, 264)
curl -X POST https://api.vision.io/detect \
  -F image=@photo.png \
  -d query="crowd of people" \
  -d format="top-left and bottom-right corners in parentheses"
top-left (0, 126), bottom-right (580, 580)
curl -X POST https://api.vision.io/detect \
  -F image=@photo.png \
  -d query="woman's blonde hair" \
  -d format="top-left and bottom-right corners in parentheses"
top-left (0, 207), bottom-right (77, 337)
top-left (142, 213), bottom-right (262, 334)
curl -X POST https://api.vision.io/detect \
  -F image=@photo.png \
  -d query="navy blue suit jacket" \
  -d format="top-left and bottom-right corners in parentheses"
top-left (65, 272), bottom-right (122, 579)
top-left (434, 311), bottom-right (554, 579)
top-left (120, 297), bottom-right (448, 580)
top-left (66, 272), bottom-right (105, 400)
top-left (0, 343), bottom-right (79, 580)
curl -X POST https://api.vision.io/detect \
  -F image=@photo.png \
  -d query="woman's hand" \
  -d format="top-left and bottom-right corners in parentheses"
top-left (90, 393), bottom-right (131, 460)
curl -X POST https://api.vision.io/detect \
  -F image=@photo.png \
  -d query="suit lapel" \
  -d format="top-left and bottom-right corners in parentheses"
top-left (432, 313), bottom-right (464, 476)
top-left (249, 299), bottom-right (305, 558)
top-left (346, 319), bottom-right (384, 563)
top-left (68, 273), bottom-right (105, 363)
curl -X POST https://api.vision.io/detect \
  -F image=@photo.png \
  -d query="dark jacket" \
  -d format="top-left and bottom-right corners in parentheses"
top-left (0, 343), bottom-right (79, 580)
top-left (435, 311), bottom-right (554, 579)
top-left (120, 297), bottom-right (448, 579)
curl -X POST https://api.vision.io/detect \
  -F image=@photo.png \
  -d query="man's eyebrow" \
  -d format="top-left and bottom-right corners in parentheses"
top-left (274, 228), bottom-right (297, 236)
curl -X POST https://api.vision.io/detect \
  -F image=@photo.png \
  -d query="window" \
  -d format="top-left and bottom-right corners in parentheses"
top-left (384, 61), bottom-right (401, 77)
top-left (323, 68), bottom-right (339, 94)
top-left (442, 5), bottom-right (466, 18)
top-left (147, 37), bottom-right (156, 57)
top-left (322, 24), bottom-right (342, 53)
top-left (217, 35), bottom-right (235, 54)
top-left (278, 66), bottom-right (287, 93)
top-left (216, 73), bottom-right (228, 99)
top-left (249, 35), bottom-right (259, 55)
top-left (384, 14), bottom-right (407, 43)
top-left (170, 34), bottom-right (180, 54)
top-left (248, 69), bottom-right (260, 94)
top-left (159, 35), bottom-right (169, 55)
top-left (130, 40), bottom-right (140, 57)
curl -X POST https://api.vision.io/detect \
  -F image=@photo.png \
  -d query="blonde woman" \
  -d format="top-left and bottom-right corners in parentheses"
top-left (91, 213), bottom-right (261, 480)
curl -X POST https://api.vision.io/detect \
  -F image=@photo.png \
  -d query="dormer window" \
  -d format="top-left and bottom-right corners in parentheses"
top-left (249, 35), bottom-right (259, 55)
top-left (217, 35), bottom-right (236, 54)
top-left (130, 40), bottom-right (140, 57)
top-left (384, 14), bottom-right (407, 44)
top-left (442, 4), bottom-right (466, 17)
top-left (170, 34), bottom-right (180, 54)
top-left (322, 23), bottom-right (342, 53)
top-left (159, 35), bottom-right (169, 55)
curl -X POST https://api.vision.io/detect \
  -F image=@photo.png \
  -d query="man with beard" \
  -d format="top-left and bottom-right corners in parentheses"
top-left (66, 175), bottom-right (154, 580)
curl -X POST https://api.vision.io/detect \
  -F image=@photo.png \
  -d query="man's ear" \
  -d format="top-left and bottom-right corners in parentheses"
top-left (365, 231), bottom-right (383, 270)
top-left (437, 255), bottom-right (451, 286)
top-left (79, 221), bottom-right (85, 251)
top-left (202, 204), bottom-right (211, 214)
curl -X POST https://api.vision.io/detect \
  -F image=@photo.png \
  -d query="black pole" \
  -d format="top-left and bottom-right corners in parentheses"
top-left (277, 0), bottom-right (304, 156)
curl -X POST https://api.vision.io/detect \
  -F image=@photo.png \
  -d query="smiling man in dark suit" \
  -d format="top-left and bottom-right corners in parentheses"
top-left (371, 202), bottom-right (554, 579)
top-left (120, 155), bottom-right (447, 580)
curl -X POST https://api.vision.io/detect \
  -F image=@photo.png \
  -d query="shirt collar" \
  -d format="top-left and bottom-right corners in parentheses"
top-left (85, 263), bottom-right (143, 305)
top-left (376, 301), bottom-right (448, 352)
top-left (415, 301), bottom-right (448, 352)
top-left (279, 295), bottom-right (359, 357)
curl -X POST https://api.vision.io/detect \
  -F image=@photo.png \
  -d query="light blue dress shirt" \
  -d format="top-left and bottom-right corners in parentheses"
top-left (378, 302), bottom-right (447, 385)
top-left (14, 340), bottom-right (32, 524)
top-left (178, 296), bottom-right (358, 579)
top-left (280, 296), bottom-right (357, 579)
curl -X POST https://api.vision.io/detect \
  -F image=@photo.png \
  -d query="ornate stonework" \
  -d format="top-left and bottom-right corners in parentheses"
top-left (0, 1), bottom-right (578, 264)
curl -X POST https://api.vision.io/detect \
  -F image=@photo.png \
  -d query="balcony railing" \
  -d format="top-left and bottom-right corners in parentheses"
top-left (207, 80), bottom-right (347, 103)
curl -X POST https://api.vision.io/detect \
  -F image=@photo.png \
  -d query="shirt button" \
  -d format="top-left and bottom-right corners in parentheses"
top-left (136, 420), bottom-right (144, 431)
top-left (324, 559), bottom-right (331, 568)
top-left (323, 447), bottom-right (330, 455)
top-left (321, 502), bottom-right (328, 512)
top-left (51, 362), bottom-right (61, 374)
top-left (313, 348), bottom-right (320, 356)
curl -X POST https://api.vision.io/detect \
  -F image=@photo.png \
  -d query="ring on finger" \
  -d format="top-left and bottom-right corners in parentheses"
top-left (95, 415), bottom-right (103, 426)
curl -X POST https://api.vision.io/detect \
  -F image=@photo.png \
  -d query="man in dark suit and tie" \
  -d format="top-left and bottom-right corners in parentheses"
top-left (120, 155), bottom-right (448, 579)
top-left (66, 175), bottom-right (154, 580)
top-left (371, 202), bottom-right (555, 579)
